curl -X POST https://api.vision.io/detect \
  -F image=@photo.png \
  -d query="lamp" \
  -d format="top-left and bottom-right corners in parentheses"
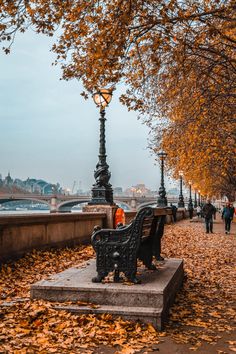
top-left (157, 151), bottom-right (168, 206)
top-left (93, 88), bottom-right (112, 109)
top-left (198, 190), bottom-right (201, 206)
top-left (178, 170), bottom-right (185, 208)
top-left (188, 180), bottom-right (193, 218)
top-left (194, 187), bottom-right (198, 208)
top-left (89, 88), bottom-right (114, 205)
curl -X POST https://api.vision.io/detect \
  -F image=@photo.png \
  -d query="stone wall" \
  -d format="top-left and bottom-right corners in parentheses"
top-left (0, 208), bottom-right (191, 263)
top-left (0, 213), bottom-right (106, 263)
top-left (125, 209), bottom-right (190, 225)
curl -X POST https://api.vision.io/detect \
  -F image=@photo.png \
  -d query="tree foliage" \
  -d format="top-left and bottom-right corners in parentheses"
top-left (0, 0), bottom-right (235, 198)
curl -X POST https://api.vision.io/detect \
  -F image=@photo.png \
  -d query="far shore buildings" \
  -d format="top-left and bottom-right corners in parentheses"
top-left (0, 173), bottom-right (190, 199)
top-left (0, 172), bottom-right (62, 195)
top-left (125, 183), bottom-right (155, 197)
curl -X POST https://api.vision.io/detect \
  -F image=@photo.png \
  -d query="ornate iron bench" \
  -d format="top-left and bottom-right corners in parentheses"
top-left (91, 206), bottom-right (172, 284)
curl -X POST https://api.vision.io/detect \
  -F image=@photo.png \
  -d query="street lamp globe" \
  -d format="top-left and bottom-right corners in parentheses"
top-left (93, 88), bottom-right (113, 108)
top-left (157, 151), bottom-right (168, 161)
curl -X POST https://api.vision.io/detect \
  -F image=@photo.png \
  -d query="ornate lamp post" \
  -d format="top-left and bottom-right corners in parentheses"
top-left (89, 88), bottom-right (114, 205)
top-left (157, 151), bottom-right (168, 206)
top-left (178, 170), bottom-right (185, 208)
top-left (188, 181), bottom-right (194, 219)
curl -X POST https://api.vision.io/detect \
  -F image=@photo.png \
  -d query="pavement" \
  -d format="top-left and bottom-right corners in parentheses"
top-left (95, 213), bottom-right (236, 353)
top-left (191, 211), bottom-right (236, 235)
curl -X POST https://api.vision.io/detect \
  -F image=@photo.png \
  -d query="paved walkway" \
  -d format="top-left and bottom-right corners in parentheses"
top-left (96, 213), bottom-right (236, 354)
top-left (190, 211), bottom-right (236, 235)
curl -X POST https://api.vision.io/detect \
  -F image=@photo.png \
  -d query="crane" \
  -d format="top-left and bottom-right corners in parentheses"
top-left (71, 181), bottom-right (77, 195)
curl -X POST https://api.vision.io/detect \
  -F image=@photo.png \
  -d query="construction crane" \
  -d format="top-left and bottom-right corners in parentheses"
top-left (71, 181), bottom-right (77, 195)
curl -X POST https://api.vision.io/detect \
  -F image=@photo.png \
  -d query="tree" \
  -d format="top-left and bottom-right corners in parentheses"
top-left (0, 0), bottom-right (235, 197)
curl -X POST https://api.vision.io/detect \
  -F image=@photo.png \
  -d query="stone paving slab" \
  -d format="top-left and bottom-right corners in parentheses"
top-left (31, 258), bottom-right (184, 329)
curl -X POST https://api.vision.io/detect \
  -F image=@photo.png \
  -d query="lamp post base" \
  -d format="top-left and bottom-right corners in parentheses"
top-left (157, 197), bottom-right (168, 207)
top-left (89, 185), bottom-right (114, 205)
top-left (83, 204), bottom-right (118, 228)
top-left (178, 197), bottom-right (185, 208)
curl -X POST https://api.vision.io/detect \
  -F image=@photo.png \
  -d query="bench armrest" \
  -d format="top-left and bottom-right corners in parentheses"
top-left (91, 223), bottom-right (132, 245)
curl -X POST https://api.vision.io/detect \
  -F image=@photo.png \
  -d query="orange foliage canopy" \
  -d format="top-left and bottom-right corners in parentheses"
top-left (0, 0), bottom-right (235, 198)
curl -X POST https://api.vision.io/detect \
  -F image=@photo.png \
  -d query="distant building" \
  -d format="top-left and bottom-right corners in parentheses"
top-left (114, 187), bottom-right (123, 196)
top-left (5, 172), bottom-right (13, 186)
top-left (25, 179), bottom-right (61, 195)
top-left (14, 178), bottom-right (25, 189)
top-left (167, 187), bottom-right (179, 196)
top-left (125, 183), bottom-right (153, 197)
top-left (0, 174), bottom-right (62, 195)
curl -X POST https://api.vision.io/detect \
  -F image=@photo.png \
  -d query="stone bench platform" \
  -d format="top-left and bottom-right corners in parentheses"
top-left (30, 258), bottom-right (184, 330)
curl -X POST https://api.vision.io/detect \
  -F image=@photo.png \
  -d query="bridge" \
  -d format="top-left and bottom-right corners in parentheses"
top-left (0, 193), bottom-right (188, 212)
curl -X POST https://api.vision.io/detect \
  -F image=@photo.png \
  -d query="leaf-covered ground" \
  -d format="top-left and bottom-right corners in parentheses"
top-left (0, 216), bottom-right (235, 353)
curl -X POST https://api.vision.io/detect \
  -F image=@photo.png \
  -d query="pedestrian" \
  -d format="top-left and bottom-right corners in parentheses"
top-left (202, 199), bottom-right (216, 233)
top-left (188, 205), bottom-right (194, 219)
top-left (222, 202), bottom-right (235, 234)
top-left (170, 203), bottom-right (177, 222)
top-left (196, 205), bottom-right (201, 218)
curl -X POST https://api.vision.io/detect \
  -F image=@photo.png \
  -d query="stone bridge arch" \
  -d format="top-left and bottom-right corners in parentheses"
top-left (137, 201), bottom-right (157, 209)
top-left (57, 199), bottom-right (132, 212)
top-left (57, 199), bottom-right (90, 212)
top-left (114, 201), bottom-right (131, 211)
top-left (0, 197), bottom-right (51, 208)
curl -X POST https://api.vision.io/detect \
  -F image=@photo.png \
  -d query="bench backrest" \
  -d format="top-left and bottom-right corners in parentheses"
top-left (128, 206), bottom-right (172, 239)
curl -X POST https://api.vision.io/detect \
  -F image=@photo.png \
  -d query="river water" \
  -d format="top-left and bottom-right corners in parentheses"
top-left (0, 210), bottom-right (50, 216)
top-left (0, 209), bottom-right (84, 216)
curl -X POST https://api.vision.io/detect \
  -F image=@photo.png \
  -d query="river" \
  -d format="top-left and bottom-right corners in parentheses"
top-left (0, 209), bottom-right (84, 216)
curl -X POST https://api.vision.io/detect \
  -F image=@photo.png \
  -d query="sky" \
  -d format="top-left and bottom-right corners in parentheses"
top-left (0, 29), bottom-right (177, 192)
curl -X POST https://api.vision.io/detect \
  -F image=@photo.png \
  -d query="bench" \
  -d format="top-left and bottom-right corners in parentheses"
top-left (91, 206), bottom-right (172, 284)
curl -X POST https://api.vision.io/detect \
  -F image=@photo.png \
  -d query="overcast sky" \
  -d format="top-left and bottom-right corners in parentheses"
top-left (0, 30), bottom-right (176, 192)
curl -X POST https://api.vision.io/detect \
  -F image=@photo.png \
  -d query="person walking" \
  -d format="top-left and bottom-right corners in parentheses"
top-left (196, 205), bottom-right (201, 218)
top-left (202, 199), bottom-right (216, 233)
top-left (222, 202), bottom-right (235, 234)
top-left (170, 203), bottom-right (177, 222)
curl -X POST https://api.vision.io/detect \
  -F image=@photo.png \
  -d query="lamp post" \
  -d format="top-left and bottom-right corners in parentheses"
top-left (198, 190), bottom-right (201, 206)
top-left (157, 151), bottom-right (168, 206)
top-left (194, 189), bottom-right (198, 208)
top-left (188, 181), bottom-right (194, 219)
top-left (178, 170), bottom-right (185, 208)
top-left (89, 88), bottom-right (114, 205)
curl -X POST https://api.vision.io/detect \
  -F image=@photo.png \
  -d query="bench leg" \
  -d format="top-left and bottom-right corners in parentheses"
top-left (125, 271), bottom-right (141, 284)
top-left (138, 244), bottom-right (156, 270)
top-left (155, 255), bottom-right (164, 261)
top-left (114, 269), bottom-right (122, 283)
top-left (147, 262), bottom-right (157, 270)
top-left (92, 271), bottom-right (108, 283)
